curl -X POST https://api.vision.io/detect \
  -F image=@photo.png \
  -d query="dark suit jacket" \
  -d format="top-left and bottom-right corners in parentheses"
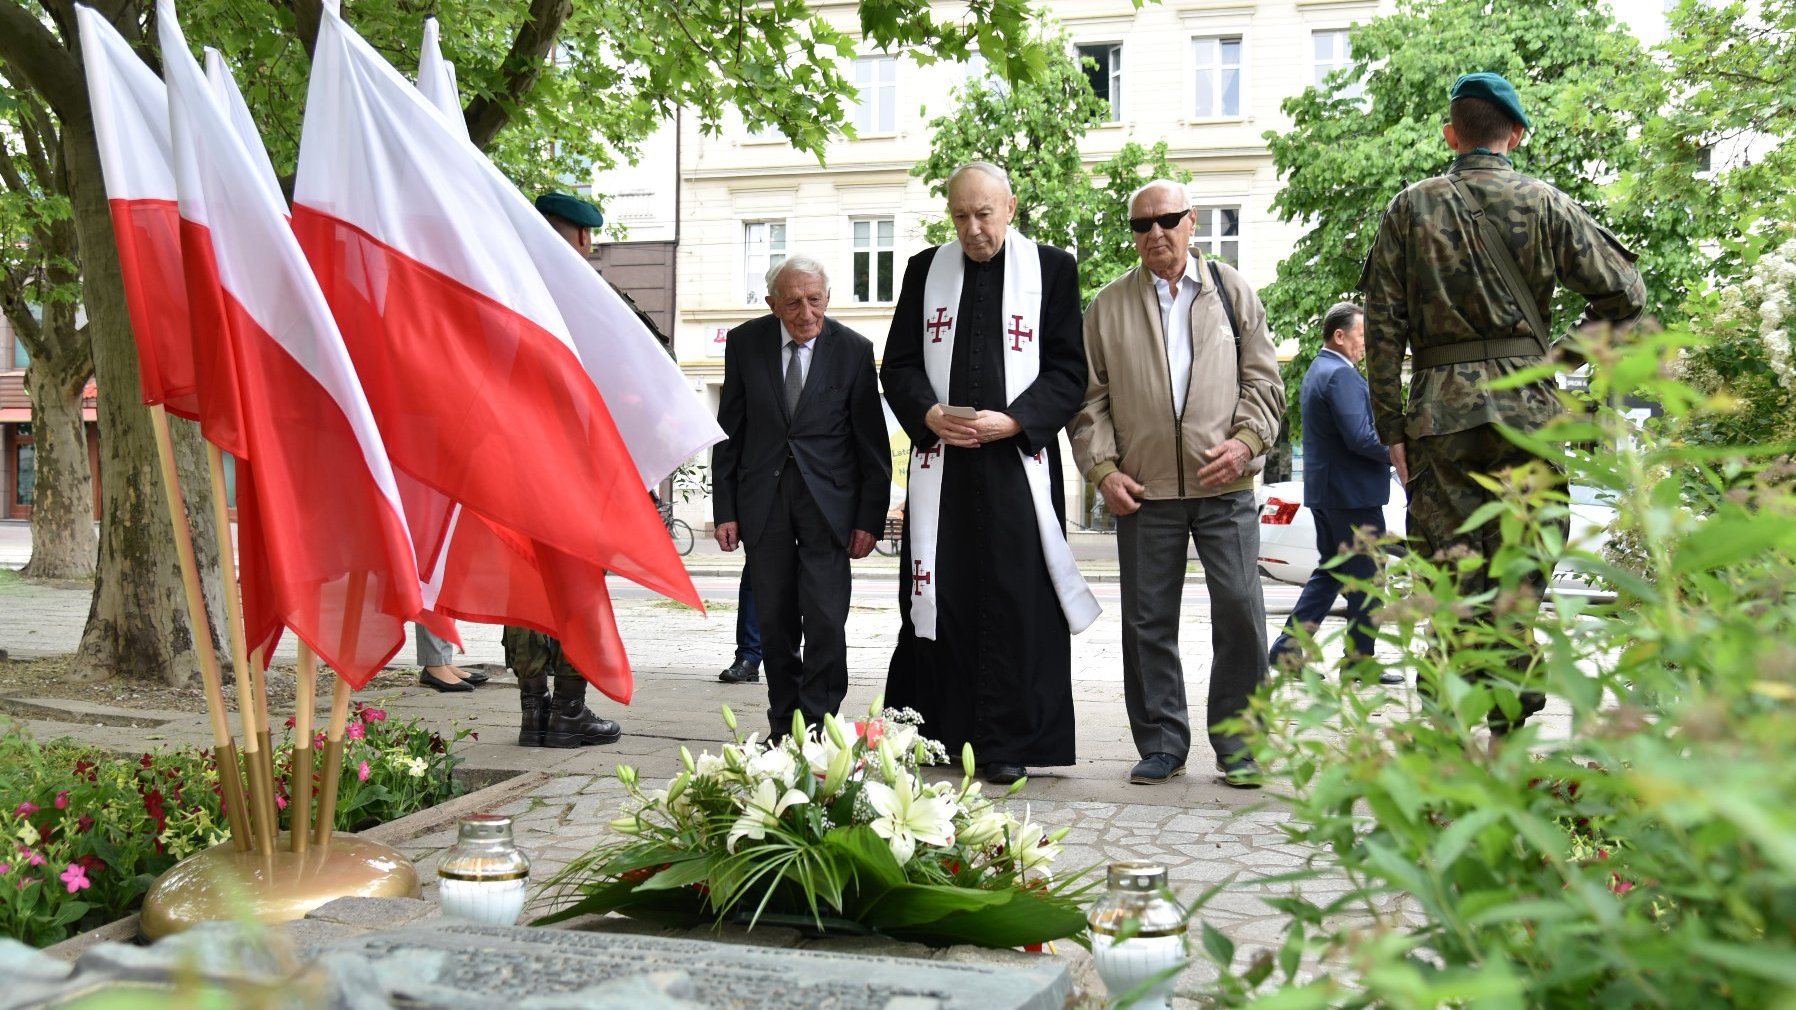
top-left (712, 315), bottom-right (891, 547)
top-left (1300, 349), bottom-right (1391, 510)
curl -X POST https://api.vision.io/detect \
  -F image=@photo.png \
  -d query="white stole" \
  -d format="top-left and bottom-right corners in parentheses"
top-left (907, 230), bottom-right (1100, 640)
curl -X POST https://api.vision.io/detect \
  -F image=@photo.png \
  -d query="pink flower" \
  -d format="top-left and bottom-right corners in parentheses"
top-left (19, 846), bottom-right (45, 868)
top-left (357, 761), bottom-right (371, 782)
top-left (13, 802), bottom-right (38, 818)
top-left (59, 864), bottom-right (90, 893)
top-left (313, 732), bottom-right (328, 750)
top-left (53, 792), bottom-right (69, 810)
top-left (855, 719), bottom-right (885, 746)
top-left (0, 863), bottom-right (10, 875)
top-left (361, 708), bottom-right (387, 723)
top-left (346, 722), bottom-right (366, 741)
top-left (275, 794), bottom-right (288, 811)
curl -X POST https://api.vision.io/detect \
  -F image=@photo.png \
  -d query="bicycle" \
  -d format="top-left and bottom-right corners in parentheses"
top-left (657, 498), bottom-right (695, 556)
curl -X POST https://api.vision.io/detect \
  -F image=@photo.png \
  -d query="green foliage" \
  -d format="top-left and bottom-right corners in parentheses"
top-left (535, 704), bottom-right (1094, 947)
top-left (1259, 0), bottom-right (1685, 435)
top-left (1674, 233), bottom-right (1796, 447)
top-left (1192, 328), bottom-right (1796, 1007)
top-left (913, 21), bottom-right (1188, 305)
top-left (0, 704), bottom-right (466, 947)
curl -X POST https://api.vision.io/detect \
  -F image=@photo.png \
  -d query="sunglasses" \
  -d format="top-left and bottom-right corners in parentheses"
top-left (1129, 209), bottom-right (1190, 234)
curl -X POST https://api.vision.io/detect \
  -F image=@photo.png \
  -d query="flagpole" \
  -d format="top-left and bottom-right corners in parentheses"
top-left (290, 644), bottom-right (317, 853)
top-left (148, 406), bottom-right (253, 853)
top-left (206, 443), bottom-right (278, 855)
top-left (313, 678), bottom-right (352, 848)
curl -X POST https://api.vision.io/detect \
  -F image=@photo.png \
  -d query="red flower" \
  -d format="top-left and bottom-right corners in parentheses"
top-left (360, 708), bottom-right (387, 723)
top-left (13, 802), bottom-right (37, 818)
top-left (1610, 873), bottom-right (1634, 895)
top-left (285, 716), bottom-right (297, 729)
top-left (76, 854), bottom-right (106, 874)
top-left (76, 815), bottom-right (93, 833)
top-left (53, 792), bottom-right (70, 810)
top-left (346, 722), bottom-right (366, 741)
top-left (140, 753), bottom-right (155, 769)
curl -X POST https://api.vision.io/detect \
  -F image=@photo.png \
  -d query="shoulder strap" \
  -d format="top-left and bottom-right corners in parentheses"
top-left (1207, 259), bottom-right (1240, 347)
top-left (1425, 176), bottom-right (1551, 368)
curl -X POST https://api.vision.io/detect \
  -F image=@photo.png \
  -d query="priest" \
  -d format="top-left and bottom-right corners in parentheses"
top-left (881, 161), bottom-right (1100, 786)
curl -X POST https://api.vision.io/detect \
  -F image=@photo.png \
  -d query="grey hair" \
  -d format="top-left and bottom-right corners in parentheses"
top-left (1321, 302), bottom-right (1364, 344)
top-left (946, 161), bottom-right (1012, 196)
top-left (1127, 178), bottom-right (1190, 211)
top-left (766, 253), bottom-right (829, 292)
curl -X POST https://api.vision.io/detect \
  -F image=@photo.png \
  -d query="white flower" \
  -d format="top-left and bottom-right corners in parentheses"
top-left (695, 752), bottom-right (727, 777)
top-left (1006, 807), bottom-right (1061, 871)
top-left (957, 807), bottom-right (1009, 849)
top-left (726, 778), bottom-right (808, 852)
top-left (747, 747), bottom-right (799, 787)
top-left (863, 769), bottom-right (955, 865)
top-left (800, 734), bottom-right (846, 778)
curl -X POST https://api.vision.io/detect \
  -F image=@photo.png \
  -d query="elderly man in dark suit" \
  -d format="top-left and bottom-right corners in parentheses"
top-left (713, 255), bottom-right (891, 736)
top-left (1268, 302), bottom-right (1408, 684)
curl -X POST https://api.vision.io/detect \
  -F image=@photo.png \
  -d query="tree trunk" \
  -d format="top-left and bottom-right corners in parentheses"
top-left (62, 119), bottom-right (226, 686)
top-left (18, 359), bottom-right (95, 580)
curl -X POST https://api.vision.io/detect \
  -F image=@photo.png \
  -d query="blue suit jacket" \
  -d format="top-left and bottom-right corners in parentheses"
top-left (1300, 350), bottom-right (1391, 510)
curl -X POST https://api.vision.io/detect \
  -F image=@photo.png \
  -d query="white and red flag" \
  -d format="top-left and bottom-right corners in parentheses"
top-left (415, 17), bottom-right (468, 142)
top-left (75, 5), bottom-right (198, 417)
top-left (156, 1), bottom-right (424, 687)
top-left (293, 7), bottom-right (719, 701)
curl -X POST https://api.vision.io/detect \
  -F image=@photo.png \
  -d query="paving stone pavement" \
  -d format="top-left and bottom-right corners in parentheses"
top-left (4, 532), bottom-right (1507, 1006)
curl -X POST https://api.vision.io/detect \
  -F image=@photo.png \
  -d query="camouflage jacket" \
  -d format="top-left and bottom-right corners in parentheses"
top-left (1359, 152), bottom-right (1645, 443)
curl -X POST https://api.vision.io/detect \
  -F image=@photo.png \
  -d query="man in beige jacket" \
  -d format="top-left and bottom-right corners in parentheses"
top-left (1071, 179), bottom-right (1286, 787)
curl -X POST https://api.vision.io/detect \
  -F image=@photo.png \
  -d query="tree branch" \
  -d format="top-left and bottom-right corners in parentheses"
top-left (0, 1), bottom-right (87, 125)
top-left (464, 0), bottom-right (573, 152)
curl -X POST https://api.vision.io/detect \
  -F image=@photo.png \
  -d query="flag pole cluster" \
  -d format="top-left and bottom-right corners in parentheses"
top-left (75, 0), bottom-right (723, 848)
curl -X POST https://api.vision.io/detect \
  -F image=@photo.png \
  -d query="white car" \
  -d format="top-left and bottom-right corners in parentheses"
top-left (1255, 474), bottom-right (1617, 596)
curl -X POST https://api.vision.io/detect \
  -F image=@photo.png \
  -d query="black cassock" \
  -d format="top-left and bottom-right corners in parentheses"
top-left (879, 243), bottom-right (1088, 767)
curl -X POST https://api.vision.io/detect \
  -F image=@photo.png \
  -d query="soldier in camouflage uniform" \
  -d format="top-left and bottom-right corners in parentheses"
top-left (1359, 72), bottom-right (1644, 733)
top-left (503, 626), bottom-right (622, 747)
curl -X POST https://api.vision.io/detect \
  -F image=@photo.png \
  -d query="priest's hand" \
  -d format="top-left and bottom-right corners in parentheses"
top-left (970, 410), bottom-right (1022, 445)
top-left (1195, 438), bottom-right (1253, 489)
top-left (848, 529), bottom-right (876, 559)
top-left (926, 404), bottom-right (982, 448)
top-left (715, 521), bottom-right (741, 552)
top-left (1098, 470), bottom-right (1146, 517)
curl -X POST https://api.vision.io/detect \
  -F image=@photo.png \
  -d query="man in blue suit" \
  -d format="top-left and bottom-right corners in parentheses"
top-left (1268, 302), bottom-right (1408, 684)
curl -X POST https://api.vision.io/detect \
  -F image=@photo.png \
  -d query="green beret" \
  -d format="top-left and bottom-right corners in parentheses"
top-left (534, 192), bottom-right (604, 229)
top-left (1450, 72), bottom-right (1530, 130)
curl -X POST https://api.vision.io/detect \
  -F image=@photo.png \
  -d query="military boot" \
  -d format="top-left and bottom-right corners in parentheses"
top-left (545, 675), bottom-right (622, 747)
top-left (516, 672), bottom-right (552, 747)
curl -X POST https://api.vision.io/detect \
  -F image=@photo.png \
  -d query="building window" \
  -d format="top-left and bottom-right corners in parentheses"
top-left (744, 221), bottom-right (787, 303)
top-left (850, 217), bottom-right (895, 304)
top-left (10, 334), bottom-right (26, 369)
top-left (852, 56), bottom-right (897, 134)
top-left (1078, 44), bottom-right (1123, 121)
top-left (1192, 36), bottom-right (1242, 118)
top-left (1311, 30), bottom-right (1362, 100)
top-left (1194, 206), bottom-right (1240, 266)
top-left (13, 440), bottom-right (33, 507)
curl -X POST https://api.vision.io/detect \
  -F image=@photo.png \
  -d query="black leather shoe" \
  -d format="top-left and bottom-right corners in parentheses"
top-left (460, 668), bottom-right (490, 685)
top-left (544, 699), bottom-right (622, 747)
top-left (718, 658), bottom-right (761, 684)
top-left (982, 763), bottom-right (1028, 786)
top-left (1216, 751), bottom-right (1263, 789)
top-left (418, 670), bottom-right (474, 693)
top-left (1129, 753), bottom-right (1187, 784)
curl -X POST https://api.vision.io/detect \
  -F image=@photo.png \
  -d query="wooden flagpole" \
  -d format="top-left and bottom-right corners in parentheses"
top-left (313, 678), bottom-right (352, 848)
top-left (148, 406), bottom-right (252, 853)
top-left (290, 644), bottom-right (317, 853)
top-left (206, 443), bottom-right (277, 855)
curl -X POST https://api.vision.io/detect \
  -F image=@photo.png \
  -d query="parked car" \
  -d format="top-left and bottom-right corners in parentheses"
top-left (1255, 473), bottom-right (1617, 596)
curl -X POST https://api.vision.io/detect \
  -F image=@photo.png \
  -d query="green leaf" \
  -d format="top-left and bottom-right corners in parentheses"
top-left (1201, 921), bottom-right (1236, 966)
top-left (1687, 938), bottom-right (1796, 985)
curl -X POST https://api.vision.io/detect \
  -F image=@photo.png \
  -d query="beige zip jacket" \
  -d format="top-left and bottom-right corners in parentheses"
top-left (1070, 256), bottom-right (1285, 500)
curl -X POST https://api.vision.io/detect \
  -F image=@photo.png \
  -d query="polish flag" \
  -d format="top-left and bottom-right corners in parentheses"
top-left (293, 8), bottom-right (719, 699)
top-left (416, 18), bottom-right (469, 142)
top-left (157, 2), bottom-right (423, 687)
top-left (75, 6), bottom-right (197, 417)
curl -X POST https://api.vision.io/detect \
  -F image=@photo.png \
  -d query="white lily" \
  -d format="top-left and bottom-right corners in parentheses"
top-left (863, 769), bottom-right (956, 865)
top-left (726, 778), bottom-right (808, 852)
top-left (958, 805), bottom-right (1009, 849)
top-left (1006, 807), bottom-right (1061, 870)
top-left (747, 746), bottom-right (799, 787)
top-left (695, 751), bottom-right (727, 777)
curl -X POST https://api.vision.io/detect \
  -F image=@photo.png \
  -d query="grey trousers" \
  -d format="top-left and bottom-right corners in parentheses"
top-left (415, 623), bottom-right (455, 667)
top-left (1116, 492), bottom-right (1268, 761)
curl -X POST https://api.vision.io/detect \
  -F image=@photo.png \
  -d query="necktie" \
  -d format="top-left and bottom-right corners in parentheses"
top-left (784, 340), bottom-right (804, 415)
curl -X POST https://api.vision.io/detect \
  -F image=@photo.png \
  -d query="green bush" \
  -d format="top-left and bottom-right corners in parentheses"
top-left (0, 702), bottom-right (467, 947)
top-left (1198, 327), bottom-right (1796, 1008)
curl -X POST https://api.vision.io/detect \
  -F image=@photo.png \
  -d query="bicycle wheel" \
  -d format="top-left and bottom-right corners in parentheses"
top-left (668, 518), bottom-right (695, 556)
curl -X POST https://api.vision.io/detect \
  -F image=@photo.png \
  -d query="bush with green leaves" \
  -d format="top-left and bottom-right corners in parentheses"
top-left (1, 703), bottom-right (468, 947)
top-left (1193, 327), bottom-right (1796, 1008)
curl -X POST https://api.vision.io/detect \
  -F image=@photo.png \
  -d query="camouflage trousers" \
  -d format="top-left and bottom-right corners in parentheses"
top-left (501, 627), bottom-right (579, 680)
top-left (1407, 424), bottom-right (1568, 731)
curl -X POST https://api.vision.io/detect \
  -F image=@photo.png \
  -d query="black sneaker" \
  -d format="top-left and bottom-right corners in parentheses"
top-left (1215, 751), bottom-right (1263, 789)
top-left (1128, 753), bottom-right (1187, 784)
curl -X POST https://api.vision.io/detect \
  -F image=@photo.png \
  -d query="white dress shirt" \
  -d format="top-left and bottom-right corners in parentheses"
top-left (1152, 253), bottom-right (1201, 417)
top-left (780, 322), bottom-right (814, 385)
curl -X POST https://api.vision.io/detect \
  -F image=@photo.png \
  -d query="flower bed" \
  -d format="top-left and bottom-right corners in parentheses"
top-left (536, 702), bottom-right (1093, 948)
top-left (0, 702), bottom-right (468, 947)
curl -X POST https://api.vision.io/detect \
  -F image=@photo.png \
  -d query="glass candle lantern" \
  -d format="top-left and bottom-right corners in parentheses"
top-left (436, 814), bottom-right (531, 926)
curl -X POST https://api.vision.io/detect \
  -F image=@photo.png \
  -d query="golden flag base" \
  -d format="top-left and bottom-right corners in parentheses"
top-left (139, 832), bottom-right (421, 941)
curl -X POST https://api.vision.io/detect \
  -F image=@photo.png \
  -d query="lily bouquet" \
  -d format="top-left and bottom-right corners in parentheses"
top-left (535, 701), bottom-right (1093, 948)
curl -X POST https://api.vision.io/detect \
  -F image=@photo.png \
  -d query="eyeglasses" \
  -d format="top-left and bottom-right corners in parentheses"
top-left (1129, 210), bottom-right (1190, 234)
